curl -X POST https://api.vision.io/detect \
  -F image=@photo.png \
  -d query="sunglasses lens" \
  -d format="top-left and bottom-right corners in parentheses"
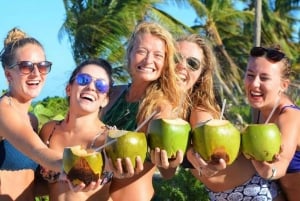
top-left (16, 61), bottom-right (52, 74)
top-left (95, 79), bottom-right (109, 93)
top-left (37, 61), bottom-right (52, 74)
top-left (250, 47), bottom-right (285, 62)
top-left (266, 50), bottom-right (285, 62)
top-left (18, 61), bottom-right (34, 74)
top-left (76, 73), bottom-right (109, 94)
top-left (187, 57), bottom-right (201, 71)
top-left (76, 73), bottom-right (92, 86)
top-left (250, 47), bottom-right (265, 57)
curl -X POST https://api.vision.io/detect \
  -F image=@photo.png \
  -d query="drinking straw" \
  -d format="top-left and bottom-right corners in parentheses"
top-left (94, 110), bottom-right (158, 152)
top-left (265, 97), bottom-right (280, 124)
top-left (220, 99), bottom-right (227, 120)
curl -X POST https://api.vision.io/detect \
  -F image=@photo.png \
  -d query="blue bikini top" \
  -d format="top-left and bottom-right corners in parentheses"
top-left (280, 105), bottom-right (300, 173)
top-left (0, 139), bottom-right (38, 171)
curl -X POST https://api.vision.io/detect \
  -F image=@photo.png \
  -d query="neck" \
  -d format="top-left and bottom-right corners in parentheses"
top-left (127, 82), bottom-right (149, 102)
top-left (62, 111), bottom-right (104, 132)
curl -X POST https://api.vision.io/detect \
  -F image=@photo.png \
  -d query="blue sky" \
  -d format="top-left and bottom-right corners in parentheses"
top-left (0, 1), bottom-right (197, 101)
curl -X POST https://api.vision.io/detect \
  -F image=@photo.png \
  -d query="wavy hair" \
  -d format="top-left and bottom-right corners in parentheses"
top-left (126, 22), bottom-right (183, 122)
top-left (177, 34), bottom-right (221, 119)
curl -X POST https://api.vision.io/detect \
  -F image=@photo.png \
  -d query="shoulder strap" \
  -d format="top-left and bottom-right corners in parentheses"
top-left (100, 84), bottom-right (128, 118)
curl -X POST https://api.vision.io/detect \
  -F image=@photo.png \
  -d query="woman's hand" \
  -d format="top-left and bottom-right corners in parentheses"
top-left (59, 172), bottom-right (103, 192)
top-left (107, 156), bottom-right (144, 179)
top-left (186, 147), bottom-right (226, 177)
top-left (150, 147), bottom-right (183, 169)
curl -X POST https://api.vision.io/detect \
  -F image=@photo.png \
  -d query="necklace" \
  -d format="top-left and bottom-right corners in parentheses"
top-left (102, 88), bottom-right (139, 130)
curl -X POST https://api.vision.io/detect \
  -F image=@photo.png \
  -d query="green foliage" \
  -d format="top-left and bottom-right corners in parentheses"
top-left (152, 168), bottom-right (209, 201)
top-left (30, 96), bottom-right (68, 129)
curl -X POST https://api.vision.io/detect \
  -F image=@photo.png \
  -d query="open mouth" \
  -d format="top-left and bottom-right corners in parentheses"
top-left (137, 65), bottom-right (155, 72)
top-left (80, 93), bottom-right (95, 102)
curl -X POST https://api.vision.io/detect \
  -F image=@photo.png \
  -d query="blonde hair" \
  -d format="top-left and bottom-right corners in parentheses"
top-left (1, 27), bottom-right (44, 69)
top-left (127, 22), bottom-right (183, 122)
top-left (177, 34), bottom-right (221, 119)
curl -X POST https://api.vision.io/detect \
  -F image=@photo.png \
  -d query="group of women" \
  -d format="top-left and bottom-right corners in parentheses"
top-left (0, 20), bottom-right (299, 201)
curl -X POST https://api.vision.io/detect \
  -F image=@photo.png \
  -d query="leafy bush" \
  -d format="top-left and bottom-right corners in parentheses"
top-left (152, 167), bottom-right (209, 201)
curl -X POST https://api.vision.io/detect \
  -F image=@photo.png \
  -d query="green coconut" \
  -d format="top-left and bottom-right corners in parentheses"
top-left (192, 119), bottom-right (241, 165)
top-left (105, 131), bottom-right (147, 170)
top-left (63, 145), bottom-right (103, 185)
top-left (147, 118), bottom-right (191, 159)
top-left (241, 123), bottom-right (281, 162)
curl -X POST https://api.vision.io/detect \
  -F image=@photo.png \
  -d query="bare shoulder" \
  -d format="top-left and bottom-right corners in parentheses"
top-left (39, 120), bottom-right (60, 142)
top-left (190, 107), bottom-right (214, 128)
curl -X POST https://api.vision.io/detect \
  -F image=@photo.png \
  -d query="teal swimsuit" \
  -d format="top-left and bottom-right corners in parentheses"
top-left (102, 87), bottom-right (139, 131)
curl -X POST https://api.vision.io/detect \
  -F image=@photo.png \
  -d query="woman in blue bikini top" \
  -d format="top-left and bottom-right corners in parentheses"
top-left (244, 46), bottom-right (300, 201)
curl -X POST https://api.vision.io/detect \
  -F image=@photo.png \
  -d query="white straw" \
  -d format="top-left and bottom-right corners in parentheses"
top-left (265, 96), bottom-right (280, 124)
top-left (135, 110), bottom-right (158, 132)
top-left (220, 99), bottom-right (227, 120)
top-left (94, 110), bottom-right (158, 152)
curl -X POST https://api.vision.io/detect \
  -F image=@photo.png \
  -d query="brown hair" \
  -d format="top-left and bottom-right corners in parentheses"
top-left (1, 27), bottom-right (44, 69)
top-left (176, 34), bottom-right (221, 119)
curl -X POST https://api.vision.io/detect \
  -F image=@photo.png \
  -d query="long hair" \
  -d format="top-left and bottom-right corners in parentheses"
top-left (127, 22), bottom-right (183, 122)
top-left (177, 34), bottom-right (221, 119)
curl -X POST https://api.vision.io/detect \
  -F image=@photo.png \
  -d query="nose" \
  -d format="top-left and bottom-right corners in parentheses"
top-left (252, 76), bottom-right (261, 87)
top-left (144, 52), bottom-right (155, 63)
top-left (86, 80), bottom-right (97, 91)
top-left (30, 65), bottom-right (40, 75)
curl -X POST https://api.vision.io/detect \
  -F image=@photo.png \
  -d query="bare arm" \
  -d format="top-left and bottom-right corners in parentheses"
top-left (0, 105), bottom-right (62, 171)
top-left (252, 108), bottom-right (300, 179)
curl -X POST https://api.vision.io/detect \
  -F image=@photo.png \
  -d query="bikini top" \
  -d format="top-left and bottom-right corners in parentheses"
top-left (0, 139), bottom-right (38, 171)
top-left (279, 104), bottom-right (300, 173)
top-left (102, 85), bottom-right (139, 131)
top-left (41, 121), bottom-right (110, 183)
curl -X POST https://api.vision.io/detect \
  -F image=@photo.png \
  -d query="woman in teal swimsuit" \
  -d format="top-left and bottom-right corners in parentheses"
top-left (101, 21), bottom-right (183, 201)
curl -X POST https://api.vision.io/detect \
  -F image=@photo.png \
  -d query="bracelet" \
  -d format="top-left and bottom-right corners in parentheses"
top-left (268, 167), bottom-right (277, 180)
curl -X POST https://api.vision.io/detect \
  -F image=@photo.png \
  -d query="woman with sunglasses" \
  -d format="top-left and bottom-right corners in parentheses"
top-left (100, 21), bottom-right (183, 201)
top-left (0, 28), bottom-right (99, 200)
top-left (244, 46), bottom-right (300, 201)
top-left (155, 35), bottom-right (286, 200)
top-left (38, 58), bottom-right (114, 201)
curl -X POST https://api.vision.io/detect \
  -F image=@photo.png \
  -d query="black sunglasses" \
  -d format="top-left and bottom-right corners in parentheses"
top-left (8, 61), bottom-right (52, 75)
top-left (250, 47), bottom-right (285, 62)
top-left (75, 73), bottom-right (109, 94)
top-left (174, 53), bottom-right (201, 71)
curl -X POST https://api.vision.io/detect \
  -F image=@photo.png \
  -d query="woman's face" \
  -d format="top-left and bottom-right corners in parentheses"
top-left (176, 41), bottom-right (203, 90)
top-left (67, 64), bottom-right (110, 114)
top-left (129, 33), bottom-right (166, 83)
top-left (5, 44), bottom-right (47, 100)
top-left (244, 57), bottom-right (285, 109)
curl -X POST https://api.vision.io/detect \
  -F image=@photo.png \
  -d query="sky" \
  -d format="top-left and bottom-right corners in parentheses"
top-left (0, 1), bottom-right (197, 101)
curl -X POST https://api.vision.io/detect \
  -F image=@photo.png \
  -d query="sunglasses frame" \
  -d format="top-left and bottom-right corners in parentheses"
top-left (8, 61), bottom-right (52, 75)
top-left (250, 47), bottom-right (285, 62)
top-left (75, 73), bottom-right (109, 94)
top-left (175, 53), bottom-right (201, 71)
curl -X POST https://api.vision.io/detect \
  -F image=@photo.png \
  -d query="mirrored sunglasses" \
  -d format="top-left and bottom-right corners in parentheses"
top-left (174, 53), bottom-right (201, 71)
top-left (8, 61), bottom-right (52, 75)
top-left (250, 47), bottom-right (285, 62)
top-left (75, 73), bottom-right (109, 94)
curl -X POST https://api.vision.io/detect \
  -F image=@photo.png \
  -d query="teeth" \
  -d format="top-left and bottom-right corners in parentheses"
top-left (81, 94), bottom-right (95, 101)
top-left (27, 80), bottom-right (40, 85)
top-left (250, 91), bottom-right (263, 96)
top-left (137, 66), bottom-right (154, 72)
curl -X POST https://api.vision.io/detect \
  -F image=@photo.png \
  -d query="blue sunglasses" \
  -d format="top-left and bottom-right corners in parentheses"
top-left (75, 73), bottom-right (109, 94)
